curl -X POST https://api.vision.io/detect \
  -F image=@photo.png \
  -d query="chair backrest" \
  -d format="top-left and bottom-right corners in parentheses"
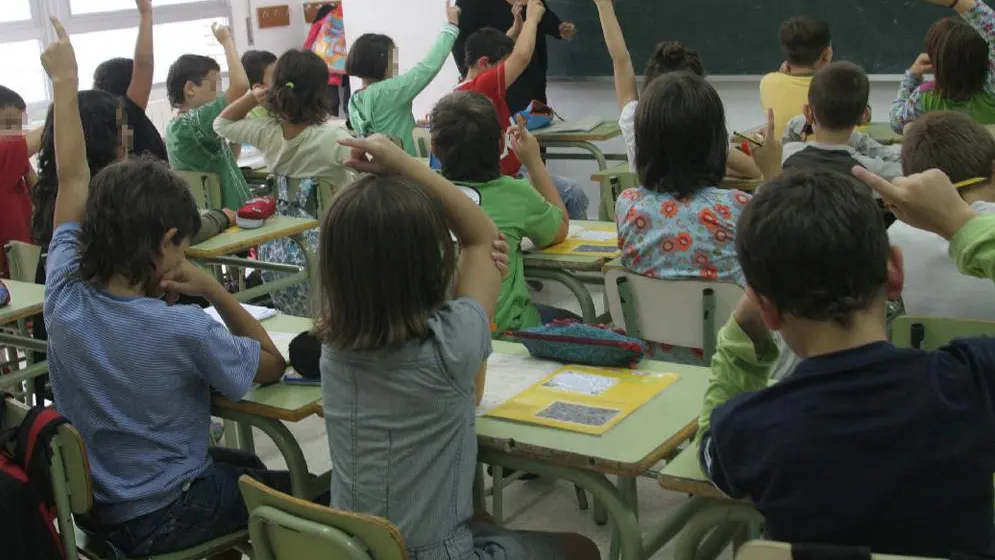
top-left (174, 170), bottom-right (224, 210)
top-left (737, 540), bottom-right (939, 560)
top-left (411, 127), bottom-right (431, 159)
top-left (282, 176), bottom-right (343, 219)
top-left (4, 241), bottom-right (41, 283)
top-left (604, 269), bottom-right (743, 360)
top-left (239, 476), bottom-right (406, 560)
top-left (891, 315), bottom-right (995, 350)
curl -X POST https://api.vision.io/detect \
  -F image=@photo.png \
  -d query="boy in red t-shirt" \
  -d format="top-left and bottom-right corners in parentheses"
top-left (0, 85), bottom-right (41, 279)
top-left (455, 0), bottom-right (589, 219)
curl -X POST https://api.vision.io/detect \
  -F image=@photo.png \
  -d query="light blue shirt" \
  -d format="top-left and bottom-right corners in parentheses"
top-left (44, 222), bottom-right (260, 523)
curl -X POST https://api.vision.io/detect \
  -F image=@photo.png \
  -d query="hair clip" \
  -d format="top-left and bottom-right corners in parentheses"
top-left (285, 81), bottom-right (295, 89)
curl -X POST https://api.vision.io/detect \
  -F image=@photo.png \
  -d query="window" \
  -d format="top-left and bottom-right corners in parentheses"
top-left (0, 0), bottom-right (230, 117)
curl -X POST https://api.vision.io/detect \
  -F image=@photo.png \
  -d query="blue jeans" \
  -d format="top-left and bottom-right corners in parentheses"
top-left (81, 448), bottom-right (291, 557)
top-left (535, 304), bottom-right (582, 325)
top-left (518, 168), bottom-right (590, 220)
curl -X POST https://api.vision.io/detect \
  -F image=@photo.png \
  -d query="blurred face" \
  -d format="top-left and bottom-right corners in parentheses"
top-left (183, 69), bottom-right (221, 109)
top-left (154, 229), bottom-right (191, 286)
top-left (0, 106), bottom-right (25, 132)
top-left (117, 105), bottom-right (133, 158)
top-left (388, 46), bottom-right (399, 78)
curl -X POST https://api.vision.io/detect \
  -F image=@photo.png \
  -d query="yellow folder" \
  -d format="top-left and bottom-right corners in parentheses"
top-left (485, 365), bottom-right (679, 435)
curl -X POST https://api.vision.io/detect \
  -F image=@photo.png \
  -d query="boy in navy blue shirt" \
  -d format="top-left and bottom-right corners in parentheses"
top-left (39, 20), bottom-right (288, 557)
top-left (698, 166), bottom-right (995, 556)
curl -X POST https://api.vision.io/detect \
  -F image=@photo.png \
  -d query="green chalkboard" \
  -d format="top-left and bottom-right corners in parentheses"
top-left (546, 0), bottom-right (952, 76)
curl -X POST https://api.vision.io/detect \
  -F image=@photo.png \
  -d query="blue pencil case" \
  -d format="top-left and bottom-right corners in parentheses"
top-left (507, 320), bottom-right (647, 368)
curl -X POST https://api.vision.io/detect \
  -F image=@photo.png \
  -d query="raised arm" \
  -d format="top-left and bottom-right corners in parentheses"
top-left (889, 53), bottom-right (930, 133)
top-left (212, 24), bottom-right (249, 105)
top-left (507, 2), bottom-right (524, 39)
top-left (452, 0), bottom-right (475, 77)
top-left (42, 19), bottom-right (89, 229)
top-left (511, 119), bottom-right (568, 244)
top-left (128, 0), bottom-right (155, 110)
top-left (339, 134), bottom-right (502, 318)
top-left (393, 5), bottom-right (461, 102)
top-left (504, 0), bottom-right (545, 86)
top-left (214, 87), bottom-right (270, 147)
top-left (949, 0), bottom-right (995, 88)
top-left (593, 0), bottom-right (636, 108)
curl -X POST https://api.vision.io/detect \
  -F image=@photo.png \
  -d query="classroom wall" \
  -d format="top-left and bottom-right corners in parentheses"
top-left (231, 0), bottom-right (310, 57)
top-left (343, 0), bottom-right (461, 120)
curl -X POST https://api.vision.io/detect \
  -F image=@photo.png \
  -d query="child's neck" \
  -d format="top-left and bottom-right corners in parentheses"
top-left (466, 68), bottom-right (483, 81)
top-left (811, 127), bottom-right (854, 146)
top-left (361, 78), bottom-right (382, 88)
top-left (962, 183), bottom-right (995, 206)
top-left (105, 273), bottom-right (147, 298)
top-left (781, 307), bottom-right (888, 360)
top-left (281, 121), bottom-right (310, 140)
top-left (787, 65), bottom-right (818, 76)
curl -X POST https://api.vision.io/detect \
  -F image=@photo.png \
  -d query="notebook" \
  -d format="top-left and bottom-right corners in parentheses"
top-left (204, 303), bottom-right (278, 325)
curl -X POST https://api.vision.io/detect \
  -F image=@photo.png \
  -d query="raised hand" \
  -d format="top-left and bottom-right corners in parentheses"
top-left (446, 0), bottom-right (461, 24)
top-left (508, 116), bottom-right (542, 166)
top-left (136, 0), bottom-right (152, 15)
top-left (338, 134), bottom-right (411, 175)
top-left (853, 167), bottom-right (977, 239)
top-left (41, 18), bottom-right (78, 85)
top-left (909, 53), bottom-right (933, 78)
top-left (751, 109), bottom-right (783, 181)
top-left (526, 0), bottom-right (546, 21)
top-left (211, 22), bottom-right (233, 45)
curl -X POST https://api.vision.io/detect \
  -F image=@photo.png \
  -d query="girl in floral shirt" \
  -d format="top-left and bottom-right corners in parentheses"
top-left (615, 71), bottom-right (751, 363)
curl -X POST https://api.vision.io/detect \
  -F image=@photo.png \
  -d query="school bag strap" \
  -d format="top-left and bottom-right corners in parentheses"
top-left (14, 405), bottom-right (68, 506)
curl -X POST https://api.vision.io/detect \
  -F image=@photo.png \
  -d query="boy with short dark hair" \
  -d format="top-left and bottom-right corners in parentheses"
top-left (697, 166), bottom-right (995, 556)
top-left (782, 61), bottom-right (902, 180)
top-left (889, 111), bottom-right (995, 319)
top-left (241, 49), bottom-right (277, 120)
top-left (40, 20), bottom-right (288, 557)
top-left (0, 84), bottom-right (41, 279)
top-left (760, 15), bottom-right (833, 138)
top-left (431, 90), bottom-right (573, 332)
top-left (457, 0), bottom-right (589, 220)
top-left (166, 23), bottom-right (252, 209)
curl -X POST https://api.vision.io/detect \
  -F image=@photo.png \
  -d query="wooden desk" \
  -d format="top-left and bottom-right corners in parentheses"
top-left (863, 122), bottom-right (901, 145)
top-left (523, 221), bottom-right (618, 322)
top-left (186, 216), bottom-right (318, 259)
top-left (478, 341), bottom-right (709, 560)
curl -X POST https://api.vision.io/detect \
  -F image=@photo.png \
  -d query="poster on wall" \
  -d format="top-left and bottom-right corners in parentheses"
top-left (310, 3), bottom-right (347, 75)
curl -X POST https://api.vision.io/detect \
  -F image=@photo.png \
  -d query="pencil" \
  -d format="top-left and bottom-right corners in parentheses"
top-left (954, 177), bottom-right (987, 189)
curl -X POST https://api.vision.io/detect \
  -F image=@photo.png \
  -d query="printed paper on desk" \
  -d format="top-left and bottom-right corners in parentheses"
top-left (539, 117), bottom-right (602, 134)
top-left (477, 352), bottom-right (561, 415)
top-left (485, 364), bottom-right (678, 435)
top-left (539, 239), bottom-right (620, 258)
top-left (204, 304), bottom-right (278, 325)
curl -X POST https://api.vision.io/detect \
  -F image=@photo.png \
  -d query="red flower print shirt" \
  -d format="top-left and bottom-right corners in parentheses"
top-left (615, 186), bottom-right (751, 287)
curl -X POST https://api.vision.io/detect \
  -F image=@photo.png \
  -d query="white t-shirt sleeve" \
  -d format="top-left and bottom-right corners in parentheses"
top-left (619, 101), bottom-right (639, 168)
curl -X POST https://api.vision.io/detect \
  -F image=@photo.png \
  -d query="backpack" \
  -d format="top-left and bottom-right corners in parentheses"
top-left (0, 399), bottom-right (69, 560)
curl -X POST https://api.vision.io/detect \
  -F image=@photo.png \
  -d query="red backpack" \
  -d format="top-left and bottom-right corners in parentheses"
top-left (0, 399), bottom-right (69, 559)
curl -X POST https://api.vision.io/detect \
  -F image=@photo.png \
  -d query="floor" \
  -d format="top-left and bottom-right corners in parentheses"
top-left (249, 78), bottom-right (902, 559)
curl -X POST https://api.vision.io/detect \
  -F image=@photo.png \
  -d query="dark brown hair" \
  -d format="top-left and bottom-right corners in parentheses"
top-left (644, 41), bottom-right (704, 88)
top-left (346, 33), bottom-right (395, 80)
top-left (779, 15), bottom-right (831, 67)
top-left (808, 61), bottom-right (870, 131)
top-left (902, 111), bottom-right (995, 189)
top-left (430, 91), bottom-right (502, 183)
top-left (316, 174), bottom-right (456, 351)
top-left (925, 17), bottom-right (988, 102)
top-left (264, 49), bottom-right (330, 126)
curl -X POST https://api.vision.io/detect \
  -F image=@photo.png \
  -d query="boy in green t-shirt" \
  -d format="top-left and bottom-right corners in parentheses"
top-left (165, 23), bottom-right (251, 209)
top-left (430, 90), bottom-right (576, 333)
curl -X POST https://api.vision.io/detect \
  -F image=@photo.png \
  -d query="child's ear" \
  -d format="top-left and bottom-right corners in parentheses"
top-left (860, 105), bottom-right (872, 127)
top-left (821, 45), bottom-right (834, 66)
top-left (160, 228), bottom-right (179, 252)
top-left (885, 245), bottom-right (905, 301)
top-left (802, 105), bottom-right (815, 125)
top-left (476, 57), bottom-right (491, 70)
top-left (746, 286), bottom-right (784, 331)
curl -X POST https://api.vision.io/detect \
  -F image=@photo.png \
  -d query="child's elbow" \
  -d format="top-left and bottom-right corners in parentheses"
top-left (254, 351), bottom-right (287, 385)
top-left (549, 219), bottom-right (570, 246)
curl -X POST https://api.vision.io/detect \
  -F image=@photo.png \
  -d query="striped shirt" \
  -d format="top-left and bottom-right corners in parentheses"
top-left (44, 222), bottom-right (260, 523)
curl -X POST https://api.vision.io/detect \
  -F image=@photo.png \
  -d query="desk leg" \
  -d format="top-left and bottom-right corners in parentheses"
top-left (479, 449), bottom-right (645, 560)
top-left (213, 408), bottom-right (311, 498)
top-left (541, 140), bottom-right (611, 220)
top-left (609, 476), bottom-right (639, 560)
top-left (523, 268), bottom-right (597, 324)
top-left (672, 499), bottom-right (763, 560)
top-left (492, 466), bottom-right (505, 524)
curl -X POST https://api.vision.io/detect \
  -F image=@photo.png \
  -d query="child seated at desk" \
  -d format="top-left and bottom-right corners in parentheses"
top-left (891, 0), bottom-right (995, 133)
top-left (782, 62), bottom-right (903, 181)
top-left (347, 3), bottom-right (460, 155)
top-left (591, 0), bottom-right (760, 180)
top-left (241, 49), bottom-right (277, 120)
top-left (213, 48), bottom-right (353, 316)
top-left (431, 90), bottom-right (576, 332)
top-left (889, 111), bottom-right (995, 319)
top-left (0, 85), bottom-right (40, 279)
top-left (38, 23), bottom-right (288, 557)
top-left (698, 167), bottom-right (995, 556)
top-left (760, 15), bottom-right (833, 139)
top-left (165, 23), bottom-right (252, 210)
top-left (316, 133), bottom-right (599, 560)
top-left (457, 1), bottom-right (590, 220)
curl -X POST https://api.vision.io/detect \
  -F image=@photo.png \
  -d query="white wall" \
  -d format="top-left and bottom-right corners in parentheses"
top-left (231, 0), bottom-right (310, 56)
top-left (343, 0), bottom-right (461, 120)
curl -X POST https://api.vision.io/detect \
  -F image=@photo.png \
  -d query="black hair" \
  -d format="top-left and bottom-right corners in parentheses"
top-left (78, 157), bottom-right (200, 289)
top-left (926, 17), bottom-right (989, 102)
top-left (32, 90), bottom-right (123, 246)
top-left (736, 169), bottom-right (889, 326)
top-left (263, 49), bottom-right (330, 126)
top-left (93, 58), bottom-right (134, 97)
top-left (779, 16), bottom-right (832, 67)
top-left (312, 3), bottom-right (335, 23)
top-left (634, 72), bottom-right (727, 198)
top-left (808, 61), bottom-right (870, 131)
top-left (316, 174), bottom-right (456, 351)
top-left (241, 50), bottom-right (278, 86)
top-left (0, 85), bottom-right (26, 111)
top-left (430, 91), bottom-right (503, 183)
top-left (644, 41), bottom-right (704, 88)
top-left (346, 34), bottom-right (395, 80)
top-left (464, 28), bottom-right (514, 70)
top-left (165, 54), bottom-right (221, 108)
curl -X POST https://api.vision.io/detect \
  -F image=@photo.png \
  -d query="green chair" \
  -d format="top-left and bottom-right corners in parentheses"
top-left (891, 315), bottom-right (995, 350)
top-left (0, 397), bottom-right (250, 560)
top-left (604, 269), bottom-right (743, 363)
top-left (4, 240), bottom-right (41, 283)
top-left (412, 127), bottom-right (431, 159)
top-left (737, 540), bottom-right (939, 560)
top-left (239, 475), bottom-right (407, 560)
top-left (597, 167), bottom-right (638, 222)
top-left (174, 170), bottom-right (224, 210)
top-left (284, 176), bottom-right (344, 219)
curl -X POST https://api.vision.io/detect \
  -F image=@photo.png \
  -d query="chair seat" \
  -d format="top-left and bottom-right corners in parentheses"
top-left (75, 525), bottom-right (249, 560)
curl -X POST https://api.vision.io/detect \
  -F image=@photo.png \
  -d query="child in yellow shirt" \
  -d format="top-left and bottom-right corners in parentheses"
top-left (760, 15), bottom-right (833, 139)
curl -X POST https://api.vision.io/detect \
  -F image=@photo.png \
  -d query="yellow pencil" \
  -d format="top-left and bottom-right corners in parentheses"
top-left (954, 177), bottom-right (987, 189)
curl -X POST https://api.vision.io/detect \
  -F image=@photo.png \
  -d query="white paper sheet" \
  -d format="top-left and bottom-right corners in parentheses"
top-left (540, 117), bottom-right (602, 134)
top-left (204, 304), bottom-right (278, 325)
top-left (477, 353), bottom-right (561, 415)
top-left (573, 230), bottom-right (616, 242)
top-left (522, 224), bottom-right (585, 253)
top-left (542, 370), bottom-right (618, 395)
